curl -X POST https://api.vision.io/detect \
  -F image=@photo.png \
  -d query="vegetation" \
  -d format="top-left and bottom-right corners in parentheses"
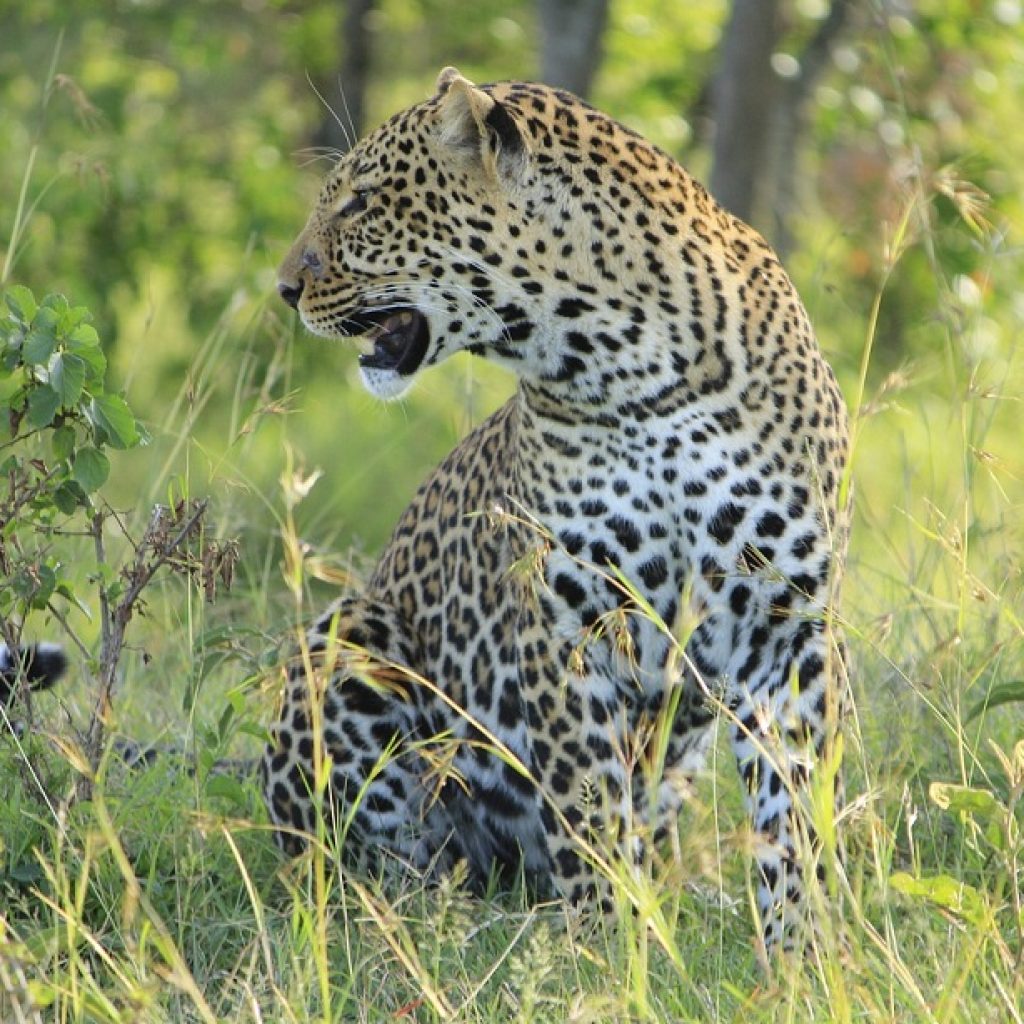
top-left (1, 2), bottom-right (1022, 1021)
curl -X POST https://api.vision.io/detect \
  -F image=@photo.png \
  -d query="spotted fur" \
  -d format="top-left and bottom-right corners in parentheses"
top-left (271, 67), bottom-right (850, 957)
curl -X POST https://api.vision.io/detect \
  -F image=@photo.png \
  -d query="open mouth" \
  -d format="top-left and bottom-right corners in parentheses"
top-left (343, 307), bottom-right (430, 377)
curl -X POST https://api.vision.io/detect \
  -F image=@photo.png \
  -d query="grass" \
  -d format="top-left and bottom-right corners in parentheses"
top-left (3, 59), bottom-right (1023, 1024)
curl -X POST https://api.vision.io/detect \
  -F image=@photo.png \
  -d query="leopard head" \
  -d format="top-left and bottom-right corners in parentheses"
top-left (279, 67), bottom-right (548, 399)
top-left (278, 67), bottom-right (717, 405)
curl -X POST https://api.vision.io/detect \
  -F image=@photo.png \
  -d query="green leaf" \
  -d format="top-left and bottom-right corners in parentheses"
top-left (23, 331), bottom-right (56, 366)
top-left (30, 563), bottom-right (56, 609)
top-left (5, 285), bottom-right (37, 323)
top-left (216, 701), bottom-right (236, 742)
top-left (51, 352), bottom-right (87, 407)
top-left (25, 980), bottom-right (56, 1011)
top-left (90, 394), bottom-right (139, 449)
top-left (26, 385), bottom-right (61, 428)
top-left (0, 321), bottom-right (24, 351)
top-left (72, 446), bottom-right (110, 492)
top-left (929, 782), bottom-right (999, 817)
top-left (13, 563), bottom-right (56, 609)
top-left (890, 871), bottom-right (990, 926)
top-left (69, 322), bottom-right (99, 346)
top-left (23, 308), bottom-right (60, 365)
top-left (8, 860), bottom-right (45, 884)
top-left (57, 304), bottom-right (90, 336)
top-left (55, 581), bottom-right (92, 618)
top-left (204, 774), bottom-right (248, 809)
top-left (52, 482), bottom-right (83, 514)
top-left (965, 680), bottom-right (1024, 722)
top-left (40, 293), bottom-right (69, 315)
top-left (68, 336), bottom-right (106, 386)
top-left (51, 424), bottom-right (76, 462)
top-left (984, 818), bottom-right (1007, 852)
top-left (238, 721), bottom-right (273, 744)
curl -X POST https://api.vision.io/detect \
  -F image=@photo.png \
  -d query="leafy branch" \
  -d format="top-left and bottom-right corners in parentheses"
top-left (0, 286), bottom-right (235, 791)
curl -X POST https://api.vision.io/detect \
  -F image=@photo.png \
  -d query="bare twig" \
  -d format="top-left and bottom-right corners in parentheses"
top-left (78, 499), bottom-right (209, 797)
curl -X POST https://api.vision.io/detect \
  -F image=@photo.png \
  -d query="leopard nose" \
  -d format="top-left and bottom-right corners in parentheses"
top-left (278, 279), bottom-right (304, 309)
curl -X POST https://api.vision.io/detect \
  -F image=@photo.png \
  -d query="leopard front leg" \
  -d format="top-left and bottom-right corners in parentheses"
top-left (261, 597), bottom-right (457, 875)
top-left (524, 656), bottom-right (645, 913)
top-left (728, 623), bottom-right (844, 959)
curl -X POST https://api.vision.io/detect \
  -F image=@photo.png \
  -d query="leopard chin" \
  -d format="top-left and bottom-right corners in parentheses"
top-left (358, 360), bottom-right (420, 401)
top-left (326, 306), bottom-right (431, 400)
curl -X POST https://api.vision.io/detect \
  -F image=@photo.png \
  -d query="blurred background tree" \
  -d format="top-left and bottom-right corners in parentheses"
top-left (1, 0), bottom-right (1021, 619)
top-left (312, 0), bottom-right (376, 154)
top-left (539, 0), bottom-right (611, 96)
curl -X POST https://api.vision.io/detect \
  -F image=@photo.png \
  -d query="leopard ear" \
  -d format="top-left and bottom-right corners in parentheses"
top-left (433, 67), bottom-right (526, 179)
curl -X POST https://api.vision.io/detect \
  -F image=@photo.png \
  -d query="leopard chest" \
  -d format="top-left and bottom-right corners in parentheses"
top-left (513, 417), bottom-right (699, 688)
top-left (512, 405), bottom-right (808, 702)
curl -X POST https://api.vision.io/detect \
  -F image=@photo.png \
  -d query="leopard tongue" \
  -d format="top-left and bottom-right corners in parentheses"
top-left (356, 311), bottom-right (413, 357)
top-left (359, 310), bottom-right (419, 369)
top-left (373, 311), bottom-right (415, 359)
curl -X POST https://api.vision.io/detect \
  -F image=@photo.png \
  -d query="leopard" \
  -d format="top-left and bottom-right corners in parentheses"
top-left (269, 66), bottom-right (851, 959)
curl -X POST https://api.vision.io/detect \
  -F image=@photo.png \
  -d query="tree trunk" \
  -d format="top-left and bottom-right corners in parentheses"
top-left (767, 0), bottom-right (857, 259)
top-left (313, 0), bottom-right (376, 156)
top-left (709, 0), bottom-right (783, 225)
top-left (538, 0), bottom-right (611, 98)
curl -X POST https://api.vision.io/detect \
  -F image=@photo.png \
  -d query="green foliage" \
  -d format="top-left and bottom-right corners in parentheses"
top-left (0, 286), bottom-right (144, 620)
top-left (892, 742), bottom-right (1023, 961)
top-left (966, 679), bottom-right (1024, 722)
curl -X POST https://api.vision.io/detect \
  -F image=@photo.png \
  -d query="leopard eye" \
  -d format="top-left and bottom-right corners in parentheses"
top-left (338, 188), bottom-right (376, 218)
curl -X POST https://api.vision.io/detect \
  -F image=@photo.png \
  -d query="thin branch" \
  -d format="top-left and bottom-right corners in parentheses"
top-left (78, 499), bottom-right (209, 797)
